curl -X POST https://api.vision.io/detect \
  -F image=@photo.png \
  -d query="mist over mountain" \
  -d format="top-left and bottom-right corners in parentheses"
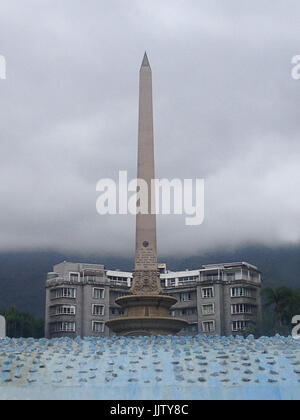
top-left (0, 244), bottom-right (299, 317)
top-left (1, 2), bottom-right (300, 258)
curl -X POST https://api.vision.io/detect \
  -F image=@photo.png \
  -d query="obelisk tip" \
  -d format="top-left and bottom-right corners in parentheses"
top-left (141, 52), bottom-right (150, 68)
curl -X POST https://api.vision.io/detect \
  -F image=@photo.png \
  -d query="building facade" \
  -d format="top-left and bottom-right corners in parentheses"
top-left (45, 261), bottom-right (262, 339)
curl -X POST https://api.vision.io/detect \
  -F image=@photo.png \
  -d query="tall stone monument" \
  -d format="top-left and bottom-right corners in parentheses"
top-left (0, 315), bottom-right (6, 339)
top-left (106, 54), bottom-right (188, 336)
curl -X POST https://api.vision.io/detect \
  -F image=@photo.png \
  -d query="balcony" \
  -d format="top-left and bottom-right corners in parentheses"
top-left (201, 275), bottom-right (220, 282)
top-left (200, 273), bottom-right (261, 284)
top-left (163, 279), bottom-right (198, 288)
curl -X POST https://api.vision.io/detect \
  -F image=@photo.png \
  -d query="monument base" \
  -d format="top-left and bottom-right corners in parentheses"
top-left (106, 295), bottom-right (188, 336)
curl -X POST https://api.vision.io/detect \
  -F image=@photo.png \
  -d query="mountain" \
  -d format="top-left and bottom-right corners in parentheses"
top-left (166, 244), bottom-right (300, 290)
top-left (0, 244), bottom-right (299, 317)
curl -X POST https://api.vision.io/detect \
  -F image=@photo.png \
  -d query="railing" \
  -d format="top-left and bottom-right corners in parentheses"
top-left (201, 275), bottom-right (221, 282)
top-left (46, 276), bottom-right (109, 287)
top-left (164, 279), bottom-right (198, 288)
top-left (178, 279), bottom-right (198, 285)
top-left (201, 274), bottom-right (261, 283)
top-left (110, 280), bottom-right (129, 287)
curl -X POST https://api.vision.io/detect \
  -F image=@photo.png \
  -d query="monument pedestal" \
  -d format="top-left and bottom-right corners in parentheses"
top-left (106, 295), bottom-right (188, 336)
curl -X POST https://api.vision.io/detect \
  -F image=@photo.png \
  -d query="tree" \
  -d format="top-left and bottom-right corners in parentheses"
top-left (262, 287), bottom-right (293, 329)
top-left (244, 287), bottom-right (300, 338)
top-left (0, 307), bottom-right (44, 338)
top-left (290, 290), bottom-right (300, 321)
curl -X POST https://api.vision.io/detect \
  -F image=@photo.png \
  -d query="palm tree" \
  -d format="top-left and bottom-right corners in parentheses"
top-left (262, 287), bottom-right (293, 329)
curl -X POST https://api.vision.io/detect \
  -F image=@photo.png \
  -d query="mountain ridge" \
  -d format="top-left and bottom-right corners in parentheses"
top-left (0, 244), bottom-right (299, 317)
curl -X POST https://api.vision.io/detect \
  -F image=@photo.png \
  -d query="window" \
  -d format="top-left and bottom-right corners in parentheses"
top-left (226, 273), bottom-right (235, 281)
top-left (181, 308), bottom-right (197, 316)
top-left (202, 304), bottom-right (214, 315)
top-left (250, 272), bottom-right (259, 282)
top-left (202, 321), bottom-right (215, 333)
top-left (109, 276), bottom-right (128, 284)
top-left (85, 275), bottom-right (97, 282)
top-left (69, 272), bottom-right (80, 282)
top-left (50, 322), bottom-right (76, 333)
top-left (178, 276), bottom-right (198, 284)
top-left (92, 305), bottom-right (104, 316)
top-left (204, 273), bottom-right (219, 281)
top-left (53, 305), bottom-right (76, 316)
top-left (169, 279), bottom-right (176, 287)
top-left (231, 304), bottom-right (255, 314)
top-left (92, 322), bottom-right (104, 333)
top-left (232, 321), bottom-right (250, 332)
top-left (231, 287), bottom-right (254, 298)
top-left (202, 287), bottom-right (214, 299)
top-left (111, 308), bottom-right (116, 315)
top-left (180, 293), bottom-right (191, 302)
top-left (53, 288), bottom-right (76, 299)
top-left (93, 288), bottom-right (105, 299)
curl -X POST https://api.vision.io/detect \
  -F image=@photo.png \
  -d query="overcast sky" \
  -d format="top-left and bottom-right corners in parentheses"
top-left (0, 0), bottom-right (300, 257)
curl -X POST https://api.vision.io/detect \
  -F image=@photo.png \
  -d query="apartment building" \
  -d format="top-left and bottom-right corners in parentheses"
top-left (45, 261), bottom-right (262, 338)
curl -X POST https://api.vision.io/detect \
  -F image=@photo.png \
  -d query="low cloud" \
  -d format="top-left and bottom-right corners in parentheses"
top-left (0, 0), bottom-right (300, 257)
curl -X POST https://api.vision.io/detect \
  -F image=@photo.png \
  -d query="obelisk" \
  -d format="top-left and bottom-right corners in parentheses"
top-left (106, 54), bottom-right (187, 336)
top-left (131, 53), bottom-right (162, 296)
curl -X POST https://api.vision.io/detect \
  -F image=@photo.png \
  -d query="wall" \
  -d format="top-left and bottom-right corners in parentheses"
top-left (0, 335), bottom-right (299, 400)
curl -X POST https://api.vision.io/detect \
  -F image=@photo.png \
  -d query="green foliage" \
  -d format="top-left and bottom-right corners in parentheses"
top-left (0, 307), bottom-right (44, 338)
top-left (246, 287), bottom-right (300, 338)
top-left (262, 287), bottom-right (299, 328)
